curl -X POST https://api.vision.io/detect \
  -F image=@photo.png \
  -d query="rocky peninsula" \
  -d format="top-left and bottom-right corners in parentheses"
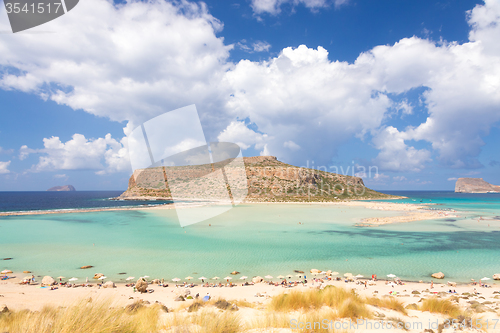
top-left (118, 156), bottom-right (396, 202)
top-left (455, 178), bottom-right (500, 193)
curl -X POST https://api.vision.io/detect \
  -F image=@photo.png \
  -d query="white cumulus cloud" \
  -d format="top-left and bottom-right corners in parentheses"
top-left (0, 161), bottom-right (11, 174)
top-left (20, 134), bottom-right (129, 174)
top-left (217, 121), bottom-right (268, 150)
top-left (284, 140), bottom-right (301, 151)
top-left (372, 126), bottom-right (431, 172)
top-left (0, 0), bottom-right (232, 131)
top-left (226, 45), bottom-right (392, 164)
top-left (250, 0), bottom-right (346, 15)
top-left (253, 41), bottom-right (271, 52)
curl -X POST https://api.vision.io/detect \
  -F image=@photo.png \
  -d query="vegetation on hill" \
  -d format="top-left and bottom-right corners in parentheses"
top-left (119, 156), bottom-right (396, 201)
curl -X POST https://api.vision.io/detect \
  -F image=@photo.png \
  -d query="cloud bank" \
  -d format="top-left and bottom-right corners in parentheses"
top-left (0, 0), bottom-right (499, 175)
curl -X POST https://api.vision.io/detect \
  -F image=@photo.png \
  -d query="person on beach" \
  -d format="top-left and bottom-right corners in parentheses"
top-left (431, 280), bottom-right (434, 289)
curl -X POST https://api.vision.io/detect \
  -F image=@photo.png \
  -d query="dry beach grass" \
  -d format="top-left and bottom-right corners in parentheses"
top-left (1, 280), bottom-right (499, 333)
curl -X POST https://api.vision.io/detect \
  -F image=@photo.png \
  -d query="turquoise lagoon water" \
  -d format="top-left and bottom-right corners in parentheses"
top-left (0, 191), bottom-right (499, 283)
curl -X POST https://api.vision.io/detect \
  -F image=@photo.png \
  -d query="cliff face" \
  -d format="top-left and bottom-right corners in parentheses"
top-left (47, 185), bottom-right (76, 192)
top-left (119, 156), bottom-right (391, 201)
top-left (455, 178), bottom-right (500, 193)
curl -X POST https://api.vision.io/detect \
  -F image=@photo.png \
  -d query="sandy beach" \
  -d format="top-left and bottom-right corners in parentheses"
top-left (0, 200), bottom-right (456, 228)
top-left (1, 274), bottom-right (499, 332)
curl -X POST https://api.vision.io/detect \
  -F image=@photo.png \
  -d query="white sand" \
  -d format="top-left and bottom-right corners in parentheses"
top-left (0, 200), bottom-right (456, 228)
top-left (1, 277), bottom-right (499, 333)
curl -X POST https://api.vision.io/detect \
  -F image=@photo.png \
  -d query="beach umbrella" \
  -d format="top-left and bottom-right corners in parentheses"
top-left (387, 274), bottom-right (397, 278)
top-left (286, 274), bottom-right (293, 279)
top-left (172, 278), bottom-right (181, 282)
top-left (344, 273), bottom-right (353, 277)
top-left (240, 276), bottom-right (248, 280)
top-left (295, 274), bottom-right (302, 278)
top-left (212, 276), bottom-right (220, 280)
top-left (480, 277), bottom-right (491, 281)
top-left (57, 276), bottom-right (65, 280)
top-left (69, 277), bottom-right (78, 282)
top-left (265, 275), bottom-right (273, 279)
top-left (198, 276), bottom-right (207, 280)
top-left (355, 274), bottom-right (363, 278)
top-left (224, 276), bottom-right (232, 281)
top-left (126, 277), bottom-right (135, 281)
top-left (98, 276), bottom-right (107, 281)
top-left (143, 275), bottom-right (150, 278)
top-left (185, 276), bottom-right (193, 280)
top-left (277, 275), bottom-right (285, 279)
top-left (1, 270), bottom-right (12, 274)
top-left (331, 272), bottom-right (339, 276)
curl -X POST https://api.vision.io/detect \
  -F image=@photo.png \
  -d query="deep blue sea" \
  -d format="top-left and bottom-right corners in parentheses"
top-left (0, 190), bottom-right (499, 283)
top-left (0, 191), bottom-right (171, 213)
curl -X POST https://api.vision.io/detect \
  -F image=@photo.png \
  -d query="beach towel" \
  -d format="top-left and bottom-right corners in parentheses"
top-left (202, 295), bottom-right (210, 302)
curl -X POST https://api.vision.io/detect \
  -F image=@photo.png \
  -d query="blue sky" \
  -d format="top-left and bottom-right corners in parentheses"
top-left (0, 0), bottom-right (499, 191)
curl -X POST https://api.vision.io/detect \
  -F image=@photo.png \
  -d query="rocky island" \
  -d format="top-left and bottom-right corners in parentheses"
top-left (47, 185), bottom-right (76, 192)
top-left (118, 156), bottom-right (396, 202)
top-left (455, 177), bottom-right (500, 193)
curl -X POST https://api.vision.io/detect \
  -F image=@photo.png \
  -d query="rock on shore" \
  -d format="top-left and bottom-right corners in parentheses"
top-left (103, 281), bottom-right (115, 288)
top-left (41, 276), bottom-right (55, 286)
top-left (252, 276), bottom-right (263, 283)
top-left (135, 278), bottom-right (148, 293)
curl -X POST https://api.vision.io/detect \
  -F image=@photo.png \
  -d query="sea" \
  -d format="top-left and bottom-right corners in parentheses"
top-left (0, 191), bottom-right (499, 283)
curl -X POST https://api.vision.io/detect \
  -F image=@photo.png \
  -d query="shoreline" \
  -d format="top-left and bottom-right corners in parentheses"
top-left (2, 269), bottom-right (498, 289)
top-left (0, 199), bottom-right (459, 228)
top-left (0, 198), bottom-right (434, 216)
top-left (0, 204), bottom-right (174, 217)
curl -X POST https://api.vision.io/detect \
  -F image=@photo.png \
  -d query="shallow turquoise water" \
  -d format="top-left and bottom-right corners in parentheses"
top-left (1, 197), bottom-right (499, 283)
